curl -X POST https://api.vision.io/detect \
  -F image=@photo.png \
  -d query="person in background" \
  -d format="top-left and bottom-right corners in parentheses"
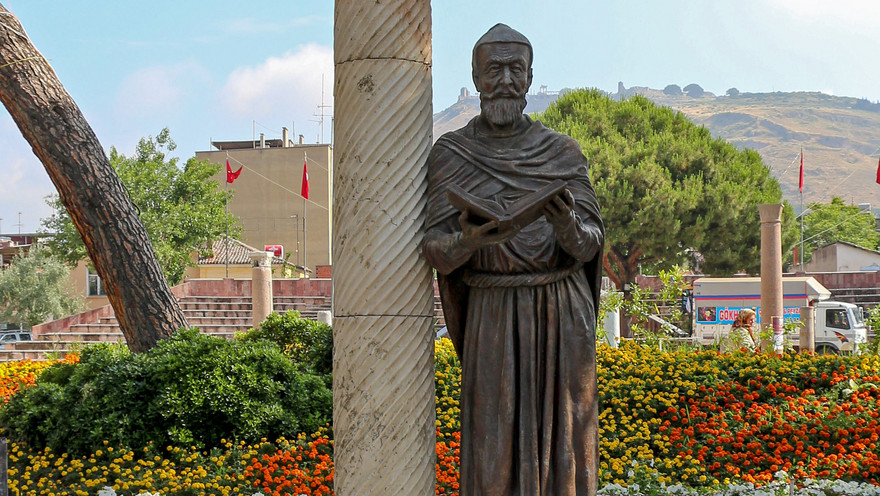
top-left (722, 308), bottom-right (758, 352)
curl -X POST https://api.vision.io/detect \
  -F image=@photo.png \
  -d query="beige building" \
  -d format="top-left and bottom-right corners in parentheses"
top-left (803, 241), bottom-right (880, 272)
top-left (196, 133), bottom-right (332, 275)
top-left (68, 261), bottom-right (109, 311)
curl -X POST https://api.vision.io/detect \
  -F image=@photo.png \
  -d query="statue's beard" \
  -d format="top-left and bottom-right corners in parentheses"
top-left (480, 95), bottom-right (527, 127)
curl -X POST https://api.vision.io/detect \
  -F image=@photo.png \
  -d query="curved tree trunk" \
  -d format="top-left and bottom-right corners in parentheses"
top-left (0, 5), bottom-right (187, 352)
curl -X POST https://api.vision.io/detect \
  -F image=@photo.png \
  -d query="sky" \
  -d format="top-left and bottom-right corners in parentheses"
top-left (2, 0), bottom-right (880, 235)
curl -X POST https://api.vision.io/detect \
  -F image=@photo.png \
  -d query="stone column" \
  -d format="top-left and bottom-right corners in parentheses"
top-left (250, 251), bottom-right (274, 328)
top-left (800, 305), bottom-right (816, 353)
top-left (759, 204), bottom-right (784, 349)
top-left (317, 310), bottom-right (332, 327)
top-left (333, 1), bottom-right (435, 495)
top-left (603, 310), bottom-right (620, 348)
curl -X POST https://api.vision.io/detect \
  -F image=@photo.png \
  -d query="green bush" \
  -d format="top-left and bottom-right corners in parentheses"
top-left (0, 329), bottom-right (332, 456)
top-left (239, 311), bottom-right (333, 377)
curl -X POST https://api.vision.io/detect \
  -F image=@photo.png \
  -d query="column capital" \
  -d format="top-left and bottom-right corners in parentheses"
top-left (758, 203), bottom-right (783, 223)
top-left (249, 251), bottom-right (273, 268)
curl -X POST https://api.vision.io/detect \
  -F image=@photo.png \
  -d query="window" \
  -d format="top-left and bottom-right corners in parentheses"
top-left (87, 266), bottom-right (106, 296)
top-left (826, 309), bottom-right (849, 330)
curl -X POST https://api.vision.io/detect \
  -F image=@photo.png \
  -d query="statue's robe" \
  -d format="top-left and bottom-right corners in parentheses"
top-left (423, 116), bottom-right (604, 496)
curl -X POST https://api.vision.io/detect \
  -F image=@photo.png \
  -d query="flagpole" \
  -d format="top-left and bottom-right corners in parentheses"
top-left (800, 191), bottom-right (804, 270)
top-left (225, 153), bottom-right (230, 278)
top-left (799, 146), bottom-right (804, 272)
top-left (303, 201), bottom-right (307, 275)
top-left (303, 151), bottom-right (308, 275)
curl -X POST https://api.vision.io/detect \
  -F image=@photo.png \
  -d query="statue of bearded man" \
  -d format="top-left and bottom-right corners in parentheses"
top-left (423, 23), bottom-right (605, 496)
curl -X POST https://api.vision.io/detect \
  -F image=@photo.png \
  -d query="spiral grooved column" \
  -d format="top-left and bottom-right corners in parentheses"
top-left (333, 2), bottom-right (435, 494)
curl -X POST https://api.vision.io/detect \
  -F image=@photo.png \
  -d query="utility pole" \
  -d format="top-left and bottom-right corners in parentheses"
top-left (312, 73), bottom-right (333, 144)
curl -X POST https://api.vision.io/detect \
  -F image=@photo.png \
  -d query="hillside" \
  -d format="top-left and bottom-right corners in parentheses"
top-left (433, 85), bottom-right (880, 209)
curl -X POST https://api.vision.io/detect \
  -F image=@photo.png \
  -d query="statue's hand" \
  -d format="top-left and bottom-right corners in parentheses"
top-left (543, 189), bottom-right (577, 231)
top-left (459, 210), bottom-right (518, 249)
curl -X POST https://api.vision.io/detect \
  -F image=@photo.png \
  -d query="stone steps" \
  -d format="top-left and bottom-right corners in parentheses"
top-left (176, 302), bottom-right (322, 312)
top-left (43, 332), bottom-right (126, 343)
top-left (99, 316), bottom-right (255, 327)
top-left (0, 349), bottom-right (71, 362)
top-left (2, 294), bottom-right (333, 361)
top-left (95, 308), bottom-right (320, 324)
top-left (63, 323), bottom-right (247, 335)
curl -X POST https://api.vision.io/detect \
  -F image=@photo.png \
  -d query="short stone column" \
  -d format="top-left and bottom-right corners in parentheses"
top-left (603, 309), bottom-right (620, 348)
top-left (316, 310), bottom-right (332, 327)
top-left (759, 204), bottom-right (784, 351)
top-left (250, 251), bottom-right (274, 328)
top-left (800, 305), bottom-right (816, 353)
top-left (333, 1), bottom-right (435, 495)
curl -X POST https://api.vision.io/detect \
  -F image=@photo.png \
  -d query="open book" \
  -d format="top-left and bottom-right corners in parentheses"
top-left (446, 179), bottom-right (567, 232)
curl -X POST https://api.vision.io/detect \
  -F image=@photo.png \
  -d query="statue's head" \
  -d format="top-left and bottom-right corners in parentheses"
top-left (472, 24), bottom-right (533, 129)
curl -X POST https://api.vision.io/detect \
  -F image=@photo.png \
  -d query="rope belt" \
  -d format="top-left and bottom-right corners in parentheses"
top-left (462, 262), bottom-right (582, 288)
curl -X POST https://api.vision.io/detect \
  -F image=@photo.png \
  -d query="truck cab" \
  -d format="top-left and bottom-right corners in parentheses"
top-left (813, 301), bottom-right (868, 354)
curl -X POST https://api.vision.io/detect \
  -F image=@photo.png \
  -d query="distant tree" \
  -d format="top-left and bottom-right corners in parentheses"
top-left (726, 87), bottom-right (740, 97)
top-left (663, 84), bottom-right (683, 96)
top-left (538, 90), bottom-right (795, 335)
top-left (799, 197), bottom-right (879, 263)
top-left (42, 128), bottom-right (240, 286)
top-left (0, 243), bottom-right (84, 327)
top-left (683, 83), bottom-right (705, 98)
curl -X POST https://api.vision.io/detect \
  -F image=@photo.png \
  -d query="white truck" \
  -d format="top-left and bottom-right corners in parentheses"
top-left (692, 276), bottom-right (868, 354)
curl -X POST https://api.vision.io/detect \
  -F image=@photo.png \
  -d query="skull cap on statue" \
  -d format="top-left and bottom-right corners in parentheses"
top-left (472, 23), bottom-right (533, 68)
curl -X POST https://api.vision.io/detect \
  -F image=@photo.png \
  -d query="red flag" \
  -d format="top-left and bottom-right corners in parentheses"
top-left (301, 160), bottom-right (310, 200)
top-left (226, 160), bottom-right (242, 184)
top-left (876, 155), bottom-right (880, 185)
top-left (798, 149), bottom-right (804, 193)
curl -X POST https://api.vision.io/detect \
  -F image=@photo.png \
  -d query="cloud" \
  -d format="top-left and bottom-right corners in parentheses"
top-left (219, 44), bottom-right (334, 128)
top-left (0, 116), bottom-right (57, 233)
top-left (0, 156), bottom-right (26, 198)
top-left (114, 62), bottom-right (209, 118)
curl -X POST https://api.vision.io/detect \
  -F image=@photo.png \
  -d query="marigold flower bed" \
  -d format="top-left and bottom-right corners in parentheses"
top-left (597, 341), bottom-right (880, 488)
top-left (3, 341), bottom-right (880, 495)
top-left (0, 354), bottom-right (78, 403)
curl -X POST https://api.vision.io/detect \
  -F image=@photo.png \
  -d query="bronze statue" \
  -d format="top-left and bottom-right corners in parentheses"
top-left (423, 23), bottom-right (605, 496)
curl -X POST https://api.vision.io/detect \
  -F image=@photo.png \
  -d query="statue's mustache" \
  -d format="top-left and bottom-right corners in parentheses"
top-left (480, 89), bottom-right (525, 100)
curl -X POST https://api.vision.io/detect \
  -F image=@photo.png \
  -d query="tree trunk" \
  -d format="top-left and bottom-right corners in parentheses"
top-left (0, 5), bottom-right (188, 352)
